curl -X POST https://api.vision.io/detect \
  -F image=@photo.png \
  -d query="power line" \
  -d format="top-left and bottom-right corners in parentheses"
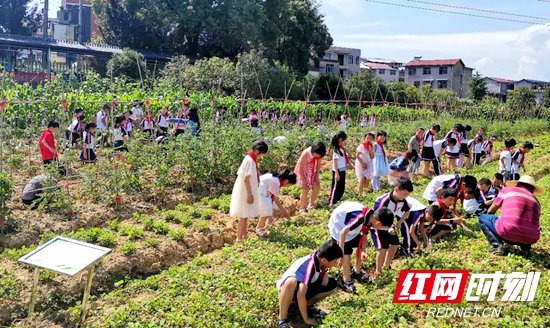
top-left (365, 0), bottom-right (550, 26)
top-left (404, 0), bottom-right (550, 21)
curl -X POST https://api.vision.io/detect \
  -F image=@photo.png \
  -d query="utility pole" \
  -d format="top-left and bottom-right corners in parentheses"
top-left (77, 0), bottom-right (83, 72)
top-left (43, 0), bottom-right (49, 75)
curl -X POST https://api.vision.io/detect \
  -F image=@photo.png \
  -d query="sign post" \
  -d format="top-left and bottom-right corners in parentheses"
top-left (18, 236), bottom-right (111, 324)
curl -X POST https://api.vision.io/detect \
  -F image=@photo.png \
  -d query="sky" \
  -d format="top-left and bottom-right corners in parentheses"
top-left (319, 0), bottom-right (550, 80)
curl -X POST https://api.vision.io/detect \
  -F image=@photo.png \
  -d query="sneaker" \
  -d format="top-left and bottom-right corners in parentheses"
top-left (351, 271), bottom-right (371, 284)
top-left (277, 319), bottom-right (291, 328)
top-left (488, 245), bottom-right (503, 255)
top-left (340, 280), bottom-right (357, 294)
top-left (307, 306), bottom-right (327, 319)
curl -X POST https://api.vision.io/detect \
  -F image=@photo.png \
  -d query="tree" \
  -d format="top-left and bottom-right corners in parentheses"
top-left (387, 82), bottom-right (421, 104)
top-left (540, 87), bottom-right (550, 108)
top-left (468, 72), bottom-right (487, 102)
top-left (345, 71), bottom-right (382, 102)
top-left (107, 49), bottom-right (147, 81)
top-left (507, 87), bottom-right (536, 111)
top-left (0, 0), bottom-right (42, 35)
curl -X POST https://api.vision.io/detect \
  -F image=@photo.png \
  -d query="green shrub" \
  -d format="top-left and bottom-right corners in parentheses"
top-left (167, 228), bottom-right (186, 242)
top-left (118, 225), bottom-right (144, 240)
top-left (119, 242), bottom-right (136, 255)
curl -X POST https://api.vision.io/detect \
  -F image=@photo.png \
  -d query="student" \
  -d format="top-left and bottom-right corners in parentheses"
top-left (422, 174), bottom-right (478, 204)
top-left (478, 178), bottom-right (498, 208)
top-left (463, 188), bottom-right (484, 217)
top-left (156, 106), bottom-right (170, 137)
top-left (433, 138), bottom-right (453, 175)
top-left (371, 178), bottom-right (413, 278)
top-left (173, 107), bottom-right (187, 137)
top-left (337, 114), bottom-right (347, 133)
top-left (276, 240), bottom-right (343, 328)
top-left (96, 104), bottom-right (109, 133)
top-left (355, 132), bottom-right (375, 196)
top-left (39, 121), bottom-right (59, 166)
top-left (230, 140), bottom-right (269, 243)
top-left (65, 108), bottom-right (83, 143)
top-left (511, 141), bottom-right (534, 181)
top-left (428, 188), bottom-right (467, 242)
top-left (131, 100), bottom-right (144, 122)
top-left (499, 138), bottom-right (517, 182)
top-left (113, 116), bottom-right (129, 162)
top-left (256, 170), bottom-right (297, 237)
top-left (65, 114), bottom-right (85, 149)
top-left (407, 127), bottom-right (424, 179)
top-left (403, 197), bottom-right (445, 255)
top-left (141, 110), bottom-right (155, 139)
top-left (330, 132), bottom-right (353, 206)
top-left (457, 125), bottom-right (472, 168)
top-left (444, 124), bottom-right (464, 172)
top-left (124, 110), bottom-right (133, 139)
top-left (328, 203), bottom-right (394, 293)
top-left (360, 112), bottom-right (368, 128)
top-left (469, 136), bottom-right (483, 166)
top-left (372, 131), bottom-right (389, 191)
top-left (421, 124), bottom-right (441, 176)
top-left (215, 106), bottom-right (224, 122)
top-left (388, 150), bottom-right (418, 186)
top-left (298, 111), bottom-right (307, 127)
top-left (481, 135), bottom-right (497, 166)
top-left (491, 173), bottom-right (504, 196)
top-left (294, 142), bottom-right (327, 213)
top-left (315, 119), bottom-right (327, 135)
top-left (187, 107), bottom-right (201, 137)
top-left (80, 123), bottom-right (97, 163)
top-left (369, 113), bottom-right (376, 128)
top-left (250, 118), bottom-right (263, 135)
top-left (248, 109), bottom-right (259, 124)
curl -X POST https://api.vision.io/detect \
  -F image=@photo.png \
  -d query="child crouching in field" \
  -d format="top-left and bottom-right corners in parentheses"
top-left (402, 197), bottom-right (444, 255)
top-left (388, 150), bottom-right (418, 187)
top-left (428, 188), bottom-right (468, 242)
top-left (328, 203), bottom-right (394, 293)
top-left (276, 240), bottom-right (343, 328)
top-left (256, 170), bottom-right (297, 237)
top-left (230, 140), bottom-right (269, 243)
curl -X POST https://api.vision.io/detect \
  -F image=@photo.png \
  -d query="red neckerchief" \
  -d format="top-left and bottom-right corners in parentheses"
top-left (279, 178), bottom-right (284, 188)
top-left (73, 114), bottom-right (77, 118)
top-left (176, 114), bottom-right (185, 129)
top-left (362, 142), bottom-right (371, 150)
top-left (356, 207), bottom-right (371, 260)
top-left (341, 146), bottom-right (350, 165)
top-left (416, 135), bottom-right (421, 143)
top-left (455, 131), bottom-right (462, 145)
top-left (376, 141), bottom-right (386, 157)
top-left (247, 151), bottom-right (260, 186)
top-left (518, 148), bottom-right (525, 164)
top-left (437, 199), bottom-right (448, 220)
top-left (312, 154), bottom-right (321, 174)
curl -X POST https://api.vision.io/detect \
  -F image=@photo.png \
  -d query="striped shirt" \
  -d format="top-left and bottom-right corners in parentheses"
top-left (422, 130), bottom-right (435, 147)
top-left (328, 202), bottom-right (371, 242)
top-left (494, 186), bottom-right (541, 244)
top-left (481, 141), bottom-right (493, 154)
top-left (374, 192), bottom-right (411, 218)
top-left (276, 251), bottom-right (327, 292)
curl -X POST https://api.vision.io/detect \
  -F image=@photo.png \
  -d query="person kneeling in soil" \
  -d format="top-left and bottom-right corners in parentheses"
top-left (21, 174), bottom-right (59, 210)
top-left (328, 203), bottom-right (394, 293)
top-left (387, 149), bottom-right (418, 187)
top-left (256, 169), bottom-right (297, 237)
top-left (276, 240), bottom-right (343, 328)
top-left (478, 175), bottom-right (544, 258)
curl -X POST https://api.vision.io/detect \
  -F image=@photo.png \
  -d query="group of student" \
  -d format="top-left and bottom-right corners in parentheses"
top-left (227, 119), bottom-right (538, 328)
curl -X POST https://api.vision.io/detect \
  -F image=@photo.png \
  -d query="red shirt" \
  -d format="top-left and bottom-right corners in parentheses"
top-left (38, 129), bottom-right (57, 160)
top-left (494, 186), bottom-right (541, 244)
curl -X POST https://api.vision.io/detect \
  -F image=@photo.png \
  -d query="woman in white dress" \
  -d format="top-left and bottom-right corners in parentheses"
top-left (230, 140), bottom-right (269, 242)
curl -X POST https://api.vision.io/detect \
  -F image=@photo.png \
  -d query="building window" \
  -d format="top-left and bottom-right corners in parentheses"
top-left (423, 80), bottom-right (432, 85)
top-left (390, 70), bottom-right (396, 75)
top-left (439, 67), bottom-right (448, 75)
top-left (414, 81), bottom-right (420, 88)
top-left (326, 64), bottom-right (334, 73)
top-left (323, 53), bottom-right (331, 60)
top-left (438, 80), bottom-right (448, 89)
top-left (356, 56), bottom-right (359, 65)
top-left (409, 68), bottom-right (416, 75)
top-left (348, 55), bottom-right (353, 64)
top-left (423, 67), bottom-right (431, 75)
top-left (378, 69), bottom-right (385, 74)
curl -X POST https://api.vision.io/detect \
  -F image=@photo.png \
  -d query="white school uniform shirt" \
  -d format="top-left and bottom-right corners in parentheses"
top-left (433, 140), bottom-right (447, 158)
top-left (460, 131), bottom-right (468, 145)
top-left (463, 198), bottom-right (480, 215)
top-left (499, 150), bottom-right (512, 172)
top-left (67, 118), bottom-right (79, 132)
top-left (470, 141), bottom-right (482, 154)
top-left (405, 196), bottom-right (427, 212)
top-left (131, 106), bottom-right (143, 121)
top-left (339, 119), bottom-right (347, 133)
top-left (124, 119), bottom-right (133, 132)
top-left (332, 148), bottom-right (347, 171)
top-left (83, 132), bottom-right (94, 149)
top-left (157, 113), bottom-right (170, 128)
top-left (259, 174), bottom-right (280, 198)
top-left (142, 118), bottom-right (155, 130)
top-left (113, 126), bottom-right (126, 141)
top-left (444, 130), bottom-right (460, 153)
top-left (328, 201), bottom-right (369, 242)
top-left (511, 149), bottom-right (525, 174)
top-left (360, 116), bottom-right (368, 127)
top-left (96, 110), bottom-right (107, 131)
top-left (422, 130), bottom-right (435, 147)
top-left (422, 174), bottom-right (461, 202)
top-left (481, 141), bottom-right (493, 154)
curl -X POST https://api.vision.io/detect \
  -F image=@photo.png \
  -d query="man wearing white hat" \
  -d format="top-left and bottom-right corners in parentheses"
top-left (477, 175), bottom-right (545, 258)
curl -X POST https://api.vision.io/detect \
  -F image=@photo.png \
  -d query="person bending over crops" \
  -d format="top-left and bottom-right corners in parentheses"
top-left (230, 140), bottom-right (269, 243)
top-left (294, 142), bottom-right (327, 214)
top-left (256, 169), bottom-right (297, 237)
top-left (276, 240), bottom-right (343, 328)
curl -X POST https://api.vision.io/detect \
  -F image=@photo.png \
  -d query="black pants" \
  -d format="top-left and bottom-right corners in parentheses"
top-left (473, 153), bottom-right (482, 166)
top-left (400, 222), bottom-right (416, 254)
top-left (433, 158), bottom-right (441, 176)
top-left (512, 173), bottom-right (520, 181)
top-left (330, 170), bottom-right (346, 206)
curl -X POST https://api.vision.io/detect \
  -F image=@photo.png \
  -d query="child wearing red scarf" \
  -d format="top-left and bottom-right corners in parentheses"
top-left (407, 127), bottom-right (424, 179)
top-left (388, 150), bottom-right (418, 187)
top-left (294, 142), bottom-right (327, 213)
top-left (355, 132), bottom-right (375, 196)
top-left (230, 140), bottom-right (269, 243)
top-left (511, 141), bottom-right (532, 181)
top-left (330, 132), bottom-right (353, 206)
top-left (499, 138), bottom-right (517, 182)
top-left (141, 110), bottom-right (155, 141)
top-left (256, 170), bottom-right (297, 237)
top-left (372, 131), bottom-right (389, 191)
